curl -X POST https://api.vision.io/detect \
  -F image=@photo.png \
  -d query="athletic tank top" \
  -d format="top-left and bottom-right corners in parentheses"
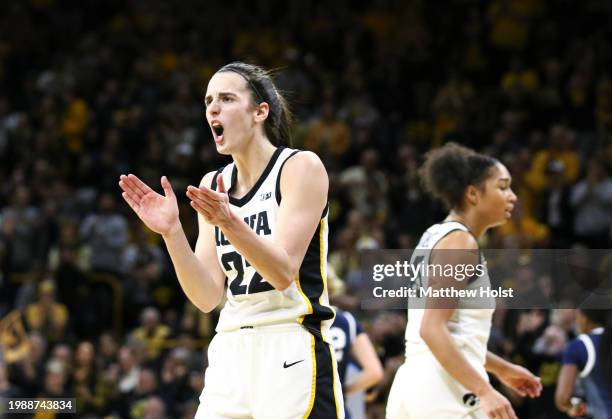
top-left (212, 147), bottom-right (335, 340)
top-left (404, 221), bottom-right (495, 374)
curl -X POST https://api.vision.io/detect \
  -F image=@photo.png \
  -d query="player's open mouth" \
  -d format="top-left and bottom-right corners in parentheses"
top-left (211, 121), bottom-right (224, 144)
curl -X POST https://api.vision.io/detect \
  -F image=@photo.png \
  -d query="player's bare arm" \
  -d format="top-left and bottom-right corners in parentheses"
top-left (485, 351), bottom-right (542, 398)
top-left (420, 230), bottom-right (518, 419)
top-left (555, 364), bottom-right (587, 416)
top-left (119, 172), bottom-right (226, 313)
top-left (346, 332), bottom-right (384, 395)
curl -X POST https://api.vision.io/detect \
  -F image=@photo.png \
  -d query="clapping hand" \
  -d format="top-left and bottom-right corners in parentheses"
top-left (186, 174), bottom-right (234, 227)
top-left (118, 174), bottom-right (180, 236)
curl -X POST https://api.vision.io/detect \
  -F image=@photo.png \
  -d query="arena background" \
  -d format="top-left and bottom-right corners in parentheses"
top-left (1, 0), bottom-right (611, 418)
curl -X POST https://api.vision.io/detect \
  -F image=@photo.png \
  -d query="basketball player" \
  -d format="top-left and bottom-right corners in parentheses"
top-left (119, 62), bottom-right (344, 418)
top-left (328, 274), bottom-right (383, 418)
top-left (386, 143), bottom-right (542, 419)
top-left (556, 309), bottom-right (612, 418)
top-left (330, 306), bottom-right (383, 419)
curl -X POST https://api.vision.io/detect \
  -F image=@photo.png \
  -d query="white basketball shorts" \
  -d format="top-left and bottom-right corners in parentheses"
top-left (386, 350), bottom-right (487, 419)
top-left (196, 324), bottom-right (344, 419)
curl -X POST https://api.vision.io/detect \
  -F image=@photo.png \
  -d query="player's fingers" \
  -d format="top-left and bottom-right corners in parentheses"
top-left (127, 173), bottom-right (153, 195)
top-left (190, 200), bottom-right (213, 218)
top-left (186, 185), bottom-right (208, 200)
top-left (514, 386), bottom-right (527, 397)
top-left (505, 404), bottom-right (518, 419)
top-left (119, 177), bottom-right (144, 199)
top-left (522, 382), bottom-right (533, 395)
top-left (535, 378), bottom-right (543, 393)
top-left (191, 202), bottom-right (216, 224)
top-left (187, 186), bottom-right (219, 204)
top-left (197, 184), bottom-right (226, 201)
top-left (121, 177), bottom-right (147, 199)
top-left (217, 174), bottom-right (226, 194)
top-left (525, 379), bottom-right (541, 397)
top-left (161, 176), bottom-right (175, 198)
top-left (122, 192), bottom-right (140, 213)
top-left (187, 189), bottom-right (217, 211)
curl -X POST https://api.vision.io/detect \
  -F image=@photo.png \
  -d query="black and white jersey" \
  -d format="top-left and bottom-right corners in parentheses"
top-left (212, 147), bottom-right (335, 340)
top-left (405, 221), bottom-right (495, 370)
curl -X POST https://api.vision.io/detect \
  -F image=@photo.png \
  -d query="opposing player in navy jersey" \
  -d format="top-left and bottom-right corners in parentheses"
top-left (330, 306), bottom-right (383, 418)
top-left (119, 62), bottom-right (343, 418)
top-left (386, 143), bottom-right (542, 419)
top-left (556, 309), bottom-right (612, 418)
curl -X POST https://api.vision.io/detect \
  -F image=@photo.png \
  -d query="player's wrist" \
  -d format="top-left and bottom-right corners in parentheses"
top-left (474, 382), bottom-right (495, 399)
top-left (218, 209), bottom-right (240, 230)
top-left (162, 220), bottom-right (183, 239)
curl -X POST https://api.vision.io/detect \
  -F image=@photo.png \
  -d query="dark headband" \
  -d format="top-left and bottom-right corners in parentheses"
top-left (219, 67), bottom-right (281, 126)
top-left (218, 68), bottom-right (266, 104)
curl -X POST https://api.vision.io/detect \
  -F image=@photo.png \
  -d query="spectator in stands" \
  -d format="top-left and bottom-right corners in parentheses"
top-left (97, 332), bottom-right (119, 371)
top-left (570, 158), bottom-right (612, 248)
top-left (72, 341), bottom-right (100, 415)
top-left (143, 395), bottom-right (168, 419)
top-left (39, 358), bottom-right (70, 399)
top-left (25, 279), bottom-right (69, 344)
top-left (302, 98), bottom-right (350, 164)
top-left (80, 192), bottom-right (128, 273)
top-left (7, 332), bottom-right (47, 398)
top-left (497, 200), bottom-right (550, 248)
top-left (125, 368), bottom-right (160, 419)
top-left (129, 307), bottom-right (170, 363)
top-left (117, 346), bottom-right (142, 395)
top-left (526, 124), bottom-right (580, 192)
top-left (537, 160), bottom-right (574, 248)
top-left (0, 361), bottom-right (19, 398)
top-left (0, 185), bottom-right (42, 272)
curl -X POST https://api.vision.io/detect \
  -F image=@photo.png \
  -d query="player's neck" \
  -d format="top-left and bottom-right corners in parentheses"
top-left (232, 138), bottom-right (277, 193)
top-left (446, 210), bottom-right (486, 240)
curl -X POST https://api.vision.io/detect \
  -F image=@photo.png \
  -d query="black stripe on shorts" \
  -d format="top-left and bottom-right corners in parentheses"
top-left (308, 338), bottom-right (341, 418)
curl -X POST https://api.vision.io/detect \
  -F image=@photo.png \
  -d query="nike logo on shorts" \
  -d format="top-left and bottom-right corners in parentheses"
top-left (283, 359), bottom-right (304, 368)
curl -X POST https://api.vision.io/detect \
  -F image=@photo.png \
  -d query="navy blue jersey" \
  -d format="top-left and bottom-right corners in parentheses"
top-left (562, 328), bottom-right (612, 418)
top-left (329, 308), bottom-right (364, 384)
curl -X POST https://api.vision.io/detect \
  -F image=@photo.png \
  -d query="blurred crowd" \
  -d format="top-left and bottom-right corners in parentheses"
top-left (1, 0), bottom-right (612, 418)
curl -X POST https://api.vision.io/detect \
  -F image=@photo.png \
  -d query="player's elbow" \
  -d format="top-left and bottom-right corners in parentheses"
top-left (419, 322), bottom-right (432, 343)
top-left (270, 261), bottom-right (299, 291)
top-left (199, 303), bottom-right (217, 314)
top-left (419, 320), bottom-right (442, 347)
top-left (271, 273), bottom-right (294, 291)
top-left (193, 288), bottom-right (224, 314)
top-left (196, 300), bottom-right (219, 314)
top-left (273, 280), bottom-right (291, 292)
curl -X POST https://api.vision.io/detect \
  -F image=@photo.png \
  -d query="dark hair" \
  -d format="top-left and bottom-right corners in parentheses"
top-left (217, 62), bottom-right (292, 146)
top-left (419, 142), bottom-right (498, 209)
top-left (579, 309), bottom-right (612, 389)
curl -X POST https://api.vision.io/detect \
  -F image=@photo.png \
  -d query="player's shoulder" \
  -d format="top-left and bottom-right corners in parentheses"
top-left (435, 229), bottom-right (478, 250)
top-left (279, 149), bottom-right (328, 199)
top-left (282, 150), bottom-right (326, 176)
top-left (564, 336), bottom-right (588, 358)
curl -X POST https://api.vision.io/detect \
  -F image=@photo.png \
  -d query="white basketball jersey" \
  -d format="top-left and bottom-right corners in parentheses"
top-left (212, 147), bottom-right (334, 340)
top-left (404, 221), bottom-right (495, 372)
